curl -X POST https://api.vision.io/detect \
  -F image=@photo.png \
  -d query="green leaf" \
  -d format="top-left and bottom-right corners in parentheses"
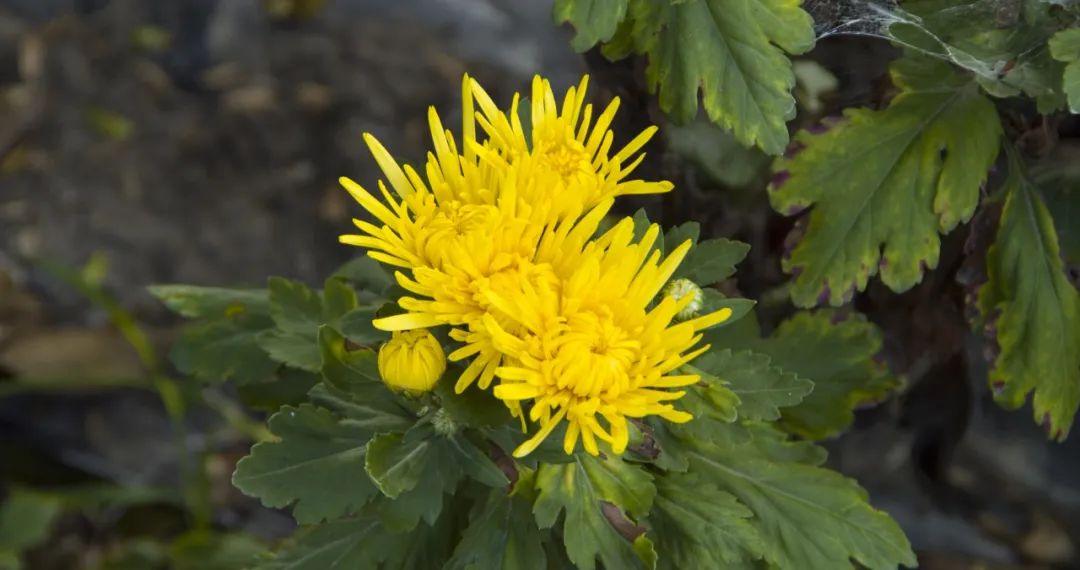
top-left (601, 0), bottom-right (814, 154)
top-left (258, 330), bottom-right (321, 372)
top-left (257, 517), bottom-right (407, 570)
top-left (232, 404), bottom-right (376, 524)
top-left (771, 55), bottom-right (1001, 306)
top-left (650, 473), bottom-right (764, 568)
top-left (706, 310), bottom-right (900, 439)
top-left (533, 454), bottom-right (655, 570)
top-left (149, 285), bottom-right (268, 318)
top-left (674, 238), bottom-right (750, 285)
top-left (446, 476), bottom-right (546, 570)
top-left (689, 438), bottom-right (916, 569)
top-left (332, 256), bottom-right (395, 296)
top-left (364, 432), bottom-right (433, 499)
top-left (171, 313), bottom-right (278, 385)
top-left (978, 151), bottom-right (1080, 441)
top-left (767, 311), bottom-right (899, 439)
top-left (1050, 28), bottom-right (1080, 113)
top-left (338, 307), bottom-right (388, 346)
top-left (554, 0), bottom-right (628, 52)
top-left (268, 277), bottom-right (323, 334)
top-left (318, 326), bottom-right (397, 406)
top-left (694, 349), bottom-right (812, 421)
top-left (0, 490), bottom-right (61, 552)
top-left (259, 278), bottom-right (361, 371)
top-left (237, 369), bottom-right (321, 412)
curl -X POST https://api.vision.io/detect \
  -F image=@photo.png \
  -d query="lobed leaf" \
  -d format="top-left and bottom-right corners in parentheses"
top-left (977, 151), bottom-right (1080, 441)
top-left (533, 454), bottom-right (655, 570)
top-left (688, 434), bottom-right (916, 569)
top-left (598, 0), bottom-right (815, 154)
top-left (649, 473), bottom-right (763, 568)
top-left (1050, 28), bottom-right (1080, 113)
top-left (445, 476), bottom-right (547, 570)
top-left (232, 405), bottom-right (376, 524)
top-left (706, 310), bottom-right (900, 439)
top-left (693, 349), bottom-right (812, 421)
top-left (771, 55), bottom-right (1001, 306)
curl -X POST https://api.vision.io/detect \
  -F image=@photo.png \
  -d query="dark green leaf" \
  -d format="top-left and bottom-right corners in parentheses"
top-left (171, 313), bottom-right (277, 385)
top-left (446, 476), bottom-right (546, 570)
top-left (364, 432), bottom-right (434, 499)
top-left (237, 369), bottom-right (321, 412)
top-left (674, 238), bottom-right (750, 285)
top-left (257, 517), bottom-right (407, 570)
top-left (170, 532), bottom-right (264, 570)
top-left (650, 473), bottom-right (763, 568)
top-left (0, 490), bottom-right (61, 552)
top-left (689, 438), bottom-right (916, 569)
top-left (333, 257), bottom-right (395, 296)
top-left (694, 349), bottom-right (812, 421)
top-left (232, 405), bottom-right (375, 524)
top-left (533, 454), bottom-right (655, 570)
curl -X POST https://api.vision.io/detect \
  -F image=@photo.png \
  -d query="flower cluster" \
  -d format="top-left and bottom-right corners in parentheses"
top-left (342, 75), bottom-right (731, 457)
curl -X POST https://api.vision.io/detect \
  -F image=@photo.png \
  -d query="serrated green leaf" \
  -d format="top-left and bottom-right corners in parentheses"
top-left (268, 278), bottom-right (323, 334)
top-left (258, 329), bottom-right (322, 372)
top-left (662, 221), bottom-right (700, 254)
top-left (554, 0), bottom-right (628, 52)
top-left (674, 238), bottom-right (750, 285)
top-left (333, 256), bottom-right (395, 296)
top-left (772, 55), bottom-right (1001, 306)
top-left (434, 371), bottom-right (514, 428)
top-left (171, 313), bottom-right (278, 385)
top-left (978, 151), bottom-right (1080, 441)
top-left (533, 454), bottom-right (655, 570)
top-left (1050, 28), bottom-right (1080, 113)
top-left (601, 0), bottom-right (813, 153)
top-left (260, 278), bottom-right (360, 371)
top-left (236, 368), bottom-right (320, 412)
top-left (365, 431), bottom-right (434, 498)
top-left (149, 285), bottom-right (268, 318)
top-left (650, 473), bottom-right (763, 568)
top-left (256, 517), bottom-right (406, 570)
top-left (768, 311), bottom-right (899, 439)
top-left (689, 438), bottom-right (916, 569)
top-left (318, 326), bottom-right (388, 401)
top-left (694, 349), bottom-right (812, 421)
top-left (338, 307), bottom-right (388, 345)
top-left (446, 477), bottom-right (546, 570)
top-left (445, 433), bottom-right (510, 488)
top-left (232, 404), bottom-right (375, 524)
top-left (699, 290), bottom-right (755, 327)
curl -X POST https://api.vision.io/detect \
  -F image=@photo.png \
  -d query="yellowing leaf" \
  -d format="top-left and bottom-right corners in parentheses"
top-left (978, 151), bottom-right (1080, 441)
top-left (772, 55), bottom-right (1001, 306)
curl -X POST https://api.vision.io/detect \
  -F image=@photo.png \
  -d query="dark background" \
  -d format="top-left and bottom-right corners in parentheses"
top-left (0, 1), bottom-right (1077, 568)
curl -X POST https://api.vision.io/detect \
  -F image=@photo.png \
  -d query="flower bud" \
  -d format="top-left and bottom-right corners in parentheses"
top-left (664, 278), bottom-right (704, 321)
top-left (377, 330), bottom-right (446, 394)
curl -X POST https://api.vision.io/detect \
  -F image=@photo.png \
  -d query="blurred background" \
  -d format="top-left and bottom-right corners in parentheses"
top-left (0, 1), bottom-right (1077, 569)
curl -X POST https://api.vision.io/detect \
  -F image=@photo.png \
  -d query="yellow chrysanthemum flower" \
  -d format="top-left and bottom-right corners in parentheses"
top-left (481, 218), bottom-right (734, 457)
top-left (377, 330), bottom-right (446, 394)
top-left (338, 73), bottom-right (727, 458)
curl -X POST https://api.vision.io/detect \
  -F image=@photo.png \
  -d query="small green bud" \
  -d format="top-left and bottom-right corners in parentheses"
top-left (432, 408), bottom-right (458, 436)
top-left (664, 278), bottom-right (704, 321)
